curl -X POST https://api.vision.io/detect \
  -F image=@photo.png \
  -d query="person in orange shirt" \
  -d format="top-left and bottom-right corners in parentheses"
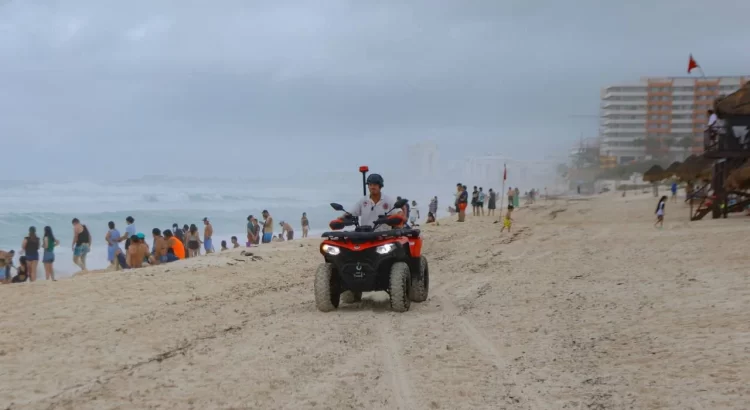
top-left (164, 229), bottom-right (185, 260)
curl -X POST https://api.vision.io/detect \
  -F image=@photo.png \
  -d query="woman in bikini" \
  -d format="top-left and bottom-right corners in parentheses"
top-left (21, 227), bottom-right (41, 282)
top-left (187, 224), bottom-right (202, 257)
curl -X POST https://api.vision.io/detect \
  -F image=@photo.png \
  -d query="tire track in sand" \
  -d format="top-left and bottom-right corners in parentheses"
top-left (434, 287), bottom-right (545, 409)
top-left (377, 321), bottom-right (418, 410)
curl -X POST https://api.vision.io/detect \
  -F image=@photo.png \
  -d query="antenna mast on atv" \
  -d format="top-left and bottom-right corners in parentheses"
top-left (359, 165), bottom-right (369, 196)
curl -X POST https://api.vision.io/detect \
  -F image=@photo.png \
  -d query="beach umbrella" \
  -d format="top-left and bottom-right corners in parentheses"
top-left (642, 165), bottom-right (666, 183)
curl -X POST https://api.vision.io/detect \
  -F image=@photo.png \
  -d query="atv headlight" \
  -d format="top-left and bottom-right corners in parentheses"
top-left (376, 243), bottom-right (396, 255)
top-left (321, 244), bottom-right (340, 256)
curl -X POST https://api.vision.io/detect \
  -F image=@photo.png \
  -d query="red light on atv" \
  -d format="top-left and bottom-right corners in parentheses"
top-left (359, 165), bottom-right (369, 172)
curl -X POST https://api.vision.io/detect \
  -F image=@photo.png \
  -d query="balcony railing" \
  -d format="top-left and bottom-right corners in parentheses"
top-left (703, 128), bottom-right (750, 155)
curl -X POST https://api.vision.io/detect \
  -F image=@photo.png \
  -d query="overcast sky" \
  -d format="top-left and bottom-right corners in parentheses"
top-left (1, 0), bottom-right (748, 180)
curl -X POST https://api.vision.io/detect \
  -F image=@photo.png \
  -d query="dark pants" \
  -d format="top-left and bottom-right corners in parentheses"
top-left (117, 253), bottom-right (130, 269)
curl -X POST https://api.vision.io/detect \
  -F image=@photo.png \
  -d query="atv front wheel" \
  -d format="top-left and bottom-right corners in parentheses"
top-left (314, 263), bottom-right (340, 312)
top-left (389, 262), bottom-right (411, 312)
top-left (409, 256), bottom-right (429, 302)
top-left (341, 291), bottom-right (362, 304)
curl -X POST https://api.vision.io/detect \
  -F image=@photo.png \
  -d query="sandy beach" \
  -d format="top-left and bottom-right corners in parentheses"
top-left (2, 192), bottom-right (749, 409)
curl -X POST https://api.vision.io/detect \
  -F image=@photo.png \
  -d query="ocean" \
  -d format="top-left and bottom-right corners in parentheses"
top-left (0, 176), bottom-right (452, 278)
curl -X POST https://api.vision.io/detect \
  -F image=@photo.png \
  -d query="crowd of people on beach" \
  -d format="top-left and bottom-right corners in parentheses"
top-left (0, 209), bottom-right (313, 284)
top-left (1, 179), bottom-right (549, 285)
top-left (444, 184), bottom-right (544, 232)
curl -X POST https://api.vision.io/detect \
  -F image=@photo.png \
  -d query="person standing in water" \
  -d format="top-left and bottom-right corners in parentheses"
top-left (301, 213), bottom-right (309, 238)
top-left (187, 224), bottom-right (202, 257)
top-left (42, 226), bottom-right (60, 281)
top-left (181, 224), bottom-right (190, 258)
top-left (71, 218), bottom-right (91, 272)
top-left (105, 221), bottom-right (122, 270)
top-left (202, 218), bottom-right (214, 253)
top-left (21, 227), bottom-right (40, 282)
top-left (252, 217), bottom-right (261, 245)
top-left (120, 216), bottom-right (136, 251)
top-left (246, 215), bottom-right (259, 246)
top-left (654, 196), bottom-right (667, 229)
top-left (261, 210), bottom-right (274, 243)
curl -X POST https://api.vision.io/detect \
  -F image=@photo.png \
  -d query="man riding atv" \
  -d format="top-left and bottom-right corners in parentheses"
top-left (315, 171), bottom-right (428, 312)
top-left (344, 173), bottom-right (405, 231)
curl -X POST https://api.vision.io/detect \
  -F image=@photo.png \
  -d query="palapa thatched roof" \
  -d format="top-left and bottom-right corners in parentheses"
top-left (715, 82), bottom-right (750, 117)
top-left (674, 155), bottom-right (713, 181)
top-left (665, 161), bottom-right (682, 176)
top-left (642, 165), bottom-right (666, 182)
top-left (726, 162), bottom-right (750, 190)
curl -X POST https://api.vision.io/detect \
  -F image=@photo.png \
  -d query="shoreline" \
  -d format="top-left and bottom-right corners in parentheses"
top-left (2, 193), bottom-right (747, 408)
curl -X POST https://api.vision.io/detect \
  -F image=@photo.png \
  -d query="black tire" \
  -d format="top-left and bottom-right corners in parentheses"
top-left (341, 290), bottom-right (362, 304)
top-left (409, 256), bottom-right (429, 302)
top-left (314, 263), bottom-right (340, 312)
top-left (389, 262), bottom-right (411, 312)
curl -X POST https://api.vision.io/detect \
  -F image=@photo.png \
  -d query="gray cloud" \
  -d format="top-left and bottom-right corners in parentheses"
top-left (1, 0), bottom-right (749, 179)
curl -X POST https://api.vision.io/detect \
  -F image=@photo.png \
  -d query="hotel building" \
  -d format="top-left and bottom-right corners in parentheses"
top-left (599, 76), bottom-right (748, 165)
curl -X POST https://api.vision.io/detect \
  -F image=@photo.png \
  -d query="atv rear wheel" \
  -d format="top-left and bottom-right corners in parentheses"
top-left (409, 256), bottom-right (429, 302)
top-left (314, 263), bottom-right (340, 312)
top-left (341, 290), bottom-right (362, 304)
top-left (389, 262), bottom-right (411, 312)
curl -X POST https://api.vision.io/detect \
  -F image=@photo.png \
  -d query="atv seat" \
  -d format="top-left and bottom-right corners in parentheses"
top-left (322, 228), bottom-right (420, 242)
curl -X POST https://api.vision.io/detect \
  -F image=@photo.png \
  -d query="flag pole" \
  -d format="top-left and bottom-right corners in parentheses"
top-left (499, 163), bottom-right (506, 222)
top-left (698, 66), bottom-right (707, 79)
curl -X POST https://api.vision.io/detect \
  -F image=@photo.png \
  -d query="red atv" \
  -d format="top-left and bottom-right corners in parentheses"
top-left (315, 198), bottom-right (429, 312)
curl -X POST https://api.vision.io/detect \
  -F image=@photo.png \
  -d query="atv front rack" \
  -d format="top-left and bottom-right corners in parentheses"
top-left (321, 228), bottom-right (421, 242)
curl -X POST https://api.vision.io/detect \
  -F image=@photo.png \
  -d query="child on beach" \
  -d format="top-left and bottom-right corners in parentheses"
top-left (220, 240), bottom-right (229, 251)
top-left (11, 256), bottom-right (28, 283)
top-left (426, 212), bottom-right (436, 223)
top-left (654, 196), bottom-right (667, 228)
top-left (500, 212), bottom-right (514, 232)
top-left (500, 205), bottom-right (514, 232)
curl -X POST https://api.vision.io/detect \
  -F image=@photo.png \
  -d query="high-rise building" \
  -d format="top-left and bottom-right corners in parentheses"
top-left (599, 76), bottom-right (748, 164)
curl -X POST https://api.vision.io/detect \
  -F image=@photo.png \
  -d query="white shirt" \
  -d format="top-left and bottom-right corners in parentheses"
top-left (708, 113), bottom-right (718, 127)
top-left (410, 206), bottom-right (420, 221)
top-left (350, 194), bottom-right (402, 231)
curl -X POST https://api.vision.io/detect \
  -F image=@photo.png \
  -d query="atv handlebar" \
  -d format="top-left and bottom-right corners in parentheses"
top-left (329, 214), bottom-right (359, 230)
